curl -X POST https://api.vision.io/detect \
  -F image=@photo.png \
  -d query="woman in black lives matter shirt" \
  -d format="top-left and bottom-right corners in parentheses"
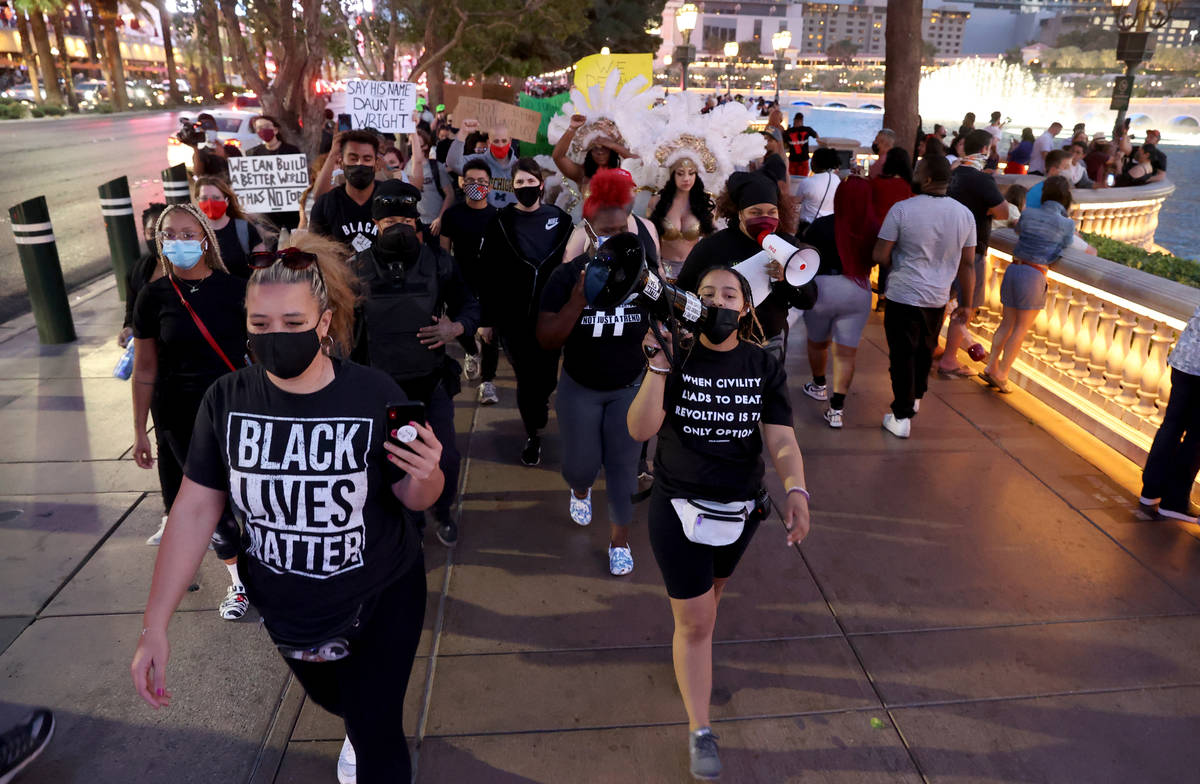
top-left (627, 264), bottom-right (812, 780)
top-left (131, 233), bottom-right (445, 784)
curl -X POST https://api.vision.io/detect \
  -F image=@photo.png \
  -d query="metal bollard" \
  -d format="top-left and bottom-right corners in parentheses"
top-left (161, 163), bottom-right (190, 204)
top-left (98, 176), bottom-right (140, 302)
top-left (8, 196), bottom-right (77, 344)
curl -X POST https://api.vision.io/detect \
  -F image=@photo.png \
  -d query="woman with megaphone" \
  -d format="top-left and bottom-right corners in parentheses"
top-left (676, 172), bottom-right (817, 361)
top-left (626, 264), bottom-right (811, 781)
top-left (537, 172), bottom-right (652, 576)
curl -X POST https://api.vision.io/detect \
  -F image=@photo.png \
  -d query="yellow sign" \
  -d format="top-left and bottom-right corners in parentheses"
top-left (572, 53), bottom-right (654, 103)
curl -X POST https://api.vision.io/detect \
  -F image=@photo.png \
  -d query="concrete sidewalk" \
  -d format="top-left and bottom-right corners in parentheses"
top-left (2, 280), bottom-right (1199, 784)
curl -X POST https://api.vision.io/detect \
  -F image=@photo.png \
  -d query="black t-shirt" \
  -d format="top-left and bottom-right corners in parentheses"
top-left (184, 360), bottom-right (418, 645)
top-left (440, 201), bottom-right (497, 289)
top-left (655, 342), bottom-right (793, 502)
top-left (514, 205), bottom-right (567, 263)
top-left (247, 141), bottom-right (303, 157)
top-left (762, 153), bottom-right (788, 184)
top-left (310, 183), bottom-right (379, 253)
top-left (784, 126), bottom-right (818, 163)
top-left (540, 255), bottom-right (650, 391)
top-left (132, 272), bottom-right (247, 394)
top-left (213, 219), bottom-right (262, 279)
top-left (948, 166), bottom-right (1004, 252)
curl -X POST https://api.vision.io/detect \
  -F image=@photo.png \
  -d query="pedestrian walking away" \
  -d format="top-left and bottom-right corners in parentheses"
top-left (350, 180), bottom-right (480, 547)
top-left (801, 176), bottom-right (880, 428)
top-left (477, 157), bottom-right (574, 466)
top-left (873, 156), bottom-right (977, 439)
top-left (130, 202), bottom-right (250, 620)
top-left (627, 264), bottom-right (811, 780)
top-left (537, 174), bottom-right (652, 576)
top-left (131, 233), bottom-right (445, 784)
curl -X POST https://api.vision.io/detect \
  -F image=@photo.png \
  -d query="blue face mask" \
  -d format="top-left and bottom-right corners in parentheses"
top-left (162, 239), bottom-right (205, 270)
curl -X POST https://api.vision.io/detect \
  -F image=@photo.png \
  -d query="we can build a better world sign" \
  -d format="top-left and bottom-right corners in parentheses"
top-left (228, 155), bottom-right (309, 213)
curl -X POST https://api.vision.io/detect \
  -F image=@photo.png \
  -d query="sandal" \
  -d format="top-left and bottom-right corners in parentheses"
top-left (978, 370), bottom-right (1012, 393)
top-left (936, 365), bottom-right (974, 378)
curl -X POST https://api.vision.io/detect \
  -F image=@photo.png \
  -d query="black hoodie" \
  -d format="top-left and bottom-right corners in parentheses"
top-left (477, 203), bottom-right (573, 329)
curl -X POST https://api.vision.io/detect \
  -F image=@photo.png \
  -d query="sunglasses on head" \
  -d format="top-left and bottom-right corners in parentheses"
top-left (248, 247), bottom-right (320, 271)
top-left (373, 193), bottom-right (419, 211)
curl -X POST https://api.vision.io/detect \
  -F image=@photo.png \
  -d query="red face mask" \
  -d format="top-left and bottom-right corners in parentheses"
top-left (744, 215), bottom-right (779, 240)
top-left (257, 127), bottom-right (276, 143)
top-left (198, 199), bottom-right (228, 220)
top-left (490, 142), bottom-right (511, 159)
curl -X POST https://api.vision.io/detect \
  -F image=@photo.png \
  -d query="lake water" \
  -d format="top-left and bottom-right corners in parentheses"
top-left (793, 106), bottom-right (1199, 261)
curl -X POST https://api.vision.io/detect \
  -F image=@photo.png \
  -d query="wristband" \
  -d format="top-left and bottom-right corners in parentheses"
top-left (646, 363), bottom-right (670, 376)
top-left (786, 486), bottom-right (810, 501)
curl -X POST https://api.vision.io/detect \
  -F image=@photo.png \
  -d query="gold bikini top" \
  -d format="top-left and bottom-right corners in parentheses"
top-left (662, 221), bottom-right (701, 242)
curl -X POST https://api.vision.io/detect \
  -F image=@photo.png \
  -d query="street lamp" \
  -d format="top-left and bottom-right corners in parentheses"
top-left (675, 3), bottom-right (699, 91)
top-left (724, 41), bottom-right (739, 95)
top-left (1108, 0), bottom-right (1180, 138)
top-left (771, 29), bottom-right (791, 104)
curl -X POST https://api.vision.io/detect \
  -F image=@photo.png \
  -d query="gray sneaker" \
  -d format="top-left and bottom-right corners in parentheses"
top-left (689, 727), bottom-right (721, 780)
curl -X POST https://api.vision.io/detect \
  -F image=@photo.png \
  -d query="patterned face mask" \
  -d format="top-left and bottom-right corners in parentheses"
top-left (464, 181), bottom-right (490, 201)
top-left (960, 152), bottom-right (990, 171)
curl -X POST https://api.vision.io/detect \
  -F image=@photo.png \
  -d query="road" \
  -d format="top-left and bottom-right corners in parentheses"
top-left (0, 111), bottom-right (183, 322)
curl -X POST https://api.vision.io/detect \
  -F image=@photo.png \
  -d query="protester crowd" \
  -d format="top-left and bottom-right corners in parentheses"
top-left (85, 91), bottom-right (1194, 784)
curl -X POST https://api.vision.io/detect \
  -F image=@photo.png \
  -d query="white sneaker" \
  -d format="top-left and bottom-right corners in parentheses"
top-left (145, 515), bottom-right (167, 546)
top-left (803, 381), bottom-right (828, 401)
top-left (337, 736), bottom-right (356, 784)
top-left (569, 489), bottom-right (592, 526)
top-left (882, 413), bottom-right (911, 439)
top-left (824, 408), bottom-right (844, 429)
top-left (463, 353), bottom-right (481, 381)
top-left (478, 381), bottom-right (499, 405)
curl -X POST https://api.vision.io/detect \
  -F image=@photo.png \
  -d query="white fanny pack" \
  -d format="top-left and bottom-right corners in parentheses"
top-left (671, 498), bottom-right (756, 546)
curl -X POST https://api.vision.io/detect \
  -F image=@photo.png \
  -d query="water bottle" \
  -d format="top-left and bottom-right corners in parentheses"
top-left (113, 341), bottom-right (135, 380)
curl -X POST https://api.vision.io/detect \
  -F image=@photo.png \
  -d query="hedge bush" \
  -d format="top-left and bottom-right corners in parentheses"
top-left (41, 104), bottom-right (66, 117)
top-left (93, 102), bottom-right (114, 114)
top-left (30, 108), bottom-right (43, 118)
top-left (1081, 232), bottom-right (1200, 290)
top-left (0, 103), bottom-right (27, 120)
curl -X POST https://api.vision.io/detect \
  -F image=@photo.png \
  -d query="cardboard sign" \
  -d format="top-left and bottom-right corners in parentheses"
top-left (453, 97), bottom-right (542, 142)
top-left (444, 83), bottom-right (516, 116)
top-left (227, 154), bottom-right (310, 214)
top-left (346, 80), bottom-right (418, 134)
top-left (573, 53), bottom-right (653, 100)
top-left (1110, 76), bottom-right (1133, 111)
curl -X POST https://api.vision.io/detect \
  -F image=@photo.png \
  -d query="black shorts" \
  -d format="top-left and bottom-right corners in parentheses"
top-left (647, 487), bottom-right (762, 600)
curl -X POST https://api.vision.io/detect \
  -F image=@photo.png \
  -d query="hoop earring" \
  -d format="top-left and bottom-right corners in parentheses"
top-left (320, 334), bottom-right (334, 356)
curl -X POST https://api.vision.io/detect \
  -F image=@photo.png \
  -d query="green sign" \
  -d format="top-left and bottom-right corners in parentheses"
top-left (1110, 76), bottom-right (1133, 112)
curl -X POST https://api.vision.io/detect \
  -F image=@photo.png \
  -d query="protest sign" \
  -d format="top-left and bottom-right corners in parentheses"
top-left (453, 97), bottom-right (542, 142)
top-left (227, 154), bottom-right (310, 213)
top-left (346, 80), bottom-right (418, 134)
top-left (573, 53), bottom-right (653, 99)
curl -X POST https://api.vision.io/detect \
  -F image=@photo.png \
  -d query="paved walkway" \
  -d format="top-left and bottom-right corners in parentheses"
top-left (2, 279), bottom-right (1199, 784)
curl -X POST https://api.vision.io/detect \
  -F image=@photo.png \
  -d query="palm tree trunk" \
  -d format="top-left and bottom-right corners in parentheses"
top-left (96, 1), bottom-right (129, 110)
top-left (155, 0), bottom-right (183, 105)
top-left (53, 11), bottom-right (79, 110)
top-left (14, 11), bottom-right (44, 105)
top-left (27, 10), bottom-right (64, 105)
top-left (883, 0), bottom-right (922, 155)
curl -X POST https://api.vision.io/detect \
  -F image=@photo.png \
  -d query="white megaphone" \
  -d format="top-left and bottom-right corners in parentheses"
top-left (732, 233), bottom-right (821, 306)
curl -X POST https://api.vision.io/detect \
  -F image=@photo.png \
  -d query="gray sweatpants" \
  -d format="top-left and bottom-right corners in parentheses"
top-left (555, 370), bottom-right (641, 528)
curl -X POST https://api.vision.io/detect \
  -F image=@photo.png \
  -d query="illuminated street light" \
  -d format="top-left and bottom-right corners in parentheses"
top-left (771, 29), bottom-right (792, 103)
top-left (724, 41), bottom-right (739, 94)
top-left (675, 3), bottom-right (699, 91)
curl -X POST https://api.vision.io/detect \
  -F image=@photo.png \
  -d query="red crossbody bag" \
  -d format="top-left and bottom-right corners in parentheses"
top-left (168, 276), bottom-right (240, 373)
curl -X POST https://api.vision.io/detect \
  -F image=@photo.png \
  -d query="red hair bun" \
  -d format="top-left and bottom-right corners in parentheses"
top-left (583, 168), bottom-right (635, 220)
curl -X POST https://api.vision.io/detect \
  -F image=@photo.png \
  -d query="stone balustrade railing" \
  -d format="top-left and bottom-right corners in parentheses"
top-left (965, 229), bottom-right (1199, 466)
top-left (994, 175), bottom-right (1176, 251)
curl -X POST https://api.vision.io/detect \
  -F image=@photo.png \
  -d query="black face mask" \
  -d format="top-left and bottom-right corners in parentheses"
top-left (514, 185), bottom-right (542, 208)
top-left (702, 307), bottom-right (741, 344)
top-left (376, 222), bottom-right (420, 260)
top-left (249, 329), bottom-right (322, 379)
top-left (344, 164), bottom-right (375, 190)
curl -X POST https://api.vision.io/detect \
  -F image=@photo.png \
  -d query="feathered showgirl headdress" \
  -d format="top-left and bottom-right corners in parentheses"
top-left (548, 69), bottom-right (665, 164)
top-left (626, 93), bottom-right (764, 194)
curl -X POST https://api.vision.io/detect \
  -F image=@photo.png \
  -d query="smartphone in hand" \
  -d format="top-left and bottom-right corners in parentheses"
top-left (387, 402), bottom-right (428, 454)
